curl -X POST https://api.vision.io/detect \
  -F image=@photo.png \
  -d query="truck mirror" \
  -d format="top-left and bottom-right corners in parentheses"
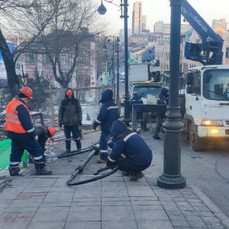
top-left (186, 72), bottom-right (193, 85)
top-left (186, 85), bottom-right (193, 94)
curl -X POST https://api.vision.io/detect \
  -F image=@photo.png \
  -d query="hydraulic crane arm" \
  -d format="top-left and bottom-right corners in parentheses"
top-left (181, 0), bottom-right (224, 65)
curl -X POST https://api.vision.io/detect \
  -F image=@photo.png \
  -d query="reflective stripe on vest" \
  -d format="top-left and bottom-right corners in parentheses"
top-left (5, 98), bottom-right (32, 133)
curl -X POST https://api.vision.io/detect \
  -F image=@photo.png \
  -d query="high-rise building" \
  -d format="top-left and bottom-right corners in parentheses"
top-left (141, 15), bottom-right (146, 31)
top-left (132, 1), bottom-right (142, 35)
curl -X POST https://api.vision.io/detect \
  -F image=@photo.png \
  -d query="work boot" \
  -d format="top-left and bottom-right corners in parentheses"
top-left (65, 149), bottom-right (71, 154)
top-left (76, 140), bottom-right (81, 151)
top-left (34, 163), bottom-right (52, 175)
top-left (153, 136), bottom-right (161, 140)
top-left (9, 166), bottom-right (20, 176)
top-left (129, 172), bottom-right (144, 181)
top-left (65, 140), bottom-right (71, 154)
top-left (97, 159), bottom-right (106, 164)
top-left (122, 171), bottom-right (130, 177)
top-left (97, 152), bottom-right (108, 164)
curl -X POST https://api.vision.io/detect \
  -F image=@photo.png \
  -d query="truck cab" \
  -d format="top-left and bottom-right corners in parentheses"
top-left (184, 65), bottom-right (229, 150)
top-left (130, 81), bottom-right (163, 130)
top-left (131, 81), bottom-right (163, 105)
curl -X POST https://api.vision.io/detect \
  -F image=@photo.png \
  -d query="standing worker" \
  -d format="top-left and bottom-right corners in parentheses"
top-left (35, 126), bottom-right (56, 161)
top-left (153, 88), bottom-right (169, 140)
top-left (131, 91), bottom-right (143, 108)
top-left (58, 88), bottom-right (82, 153)
top-left (93, 89), bottom-right (119, 163)
top-left (5, 87), bottom-right (52, 176)
top-left (106, 120), bottom-right (152, 181)
top-left (131, 91), bottom-right (143, 125)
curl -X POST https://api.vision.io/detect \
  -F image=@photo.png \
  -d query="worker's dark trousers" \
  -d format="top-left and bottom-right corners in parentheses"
top-left (99, 131), bottom-right (110, 160)
top-left (117, 158), bottom-right (150, 173)
top-left (153, 116), bottom-right (164, 138)
top-left (10, 135), bottom-right (44, 168)
top-left (64, 125), bottom-right (81, 151)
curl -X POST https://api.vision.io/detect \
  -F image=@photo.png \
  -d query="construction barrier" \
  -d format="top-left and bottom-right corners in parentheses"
top-left (0, 139), bottom-right (27, 169)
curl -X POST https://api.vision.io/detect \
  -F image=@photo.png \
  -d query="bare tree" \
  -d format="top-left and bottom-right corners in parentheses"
top-left (0, 0), bottom-right (58, 95)
top-left (21, 0), bottom-right (98, 88)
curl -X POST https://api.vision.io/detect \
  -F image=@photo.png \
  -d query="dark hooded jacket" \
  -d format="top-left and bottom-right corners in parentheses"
top-left (58, 88), bottom-right (82, 126)
top-left (94, 89), bottom-right (119, 132)
top-left (157, 88), bottom-right (169, 118)
top-left (109, 120), bottom-right (152, 167)
top-left (157, 88), bottom-right (169, 105)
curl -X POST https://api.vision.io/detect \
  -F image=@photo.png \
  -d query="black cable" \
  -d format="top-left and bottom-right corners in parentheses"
top-left (67, 149), bottom-right (96, 185)
top-left (67, 166), bottom-right (118, 186)
top-left (58, 143), bottom-right (99, 158)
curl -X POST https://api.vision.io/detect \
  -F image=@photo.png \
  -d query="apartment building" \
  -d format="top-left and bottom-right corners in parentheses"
top-left (1, 29), bottom-right (97, 88)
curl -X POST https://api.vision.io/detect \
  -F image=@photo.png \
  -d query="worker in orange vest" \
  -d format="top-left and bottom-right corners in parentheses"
top-left (5, 87), bottom-right (52, 176)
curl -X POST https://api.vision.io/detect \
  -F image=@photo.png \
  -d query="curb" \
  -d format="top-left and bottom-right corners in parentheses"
top-left (192, 186), bottom-right (229, 229)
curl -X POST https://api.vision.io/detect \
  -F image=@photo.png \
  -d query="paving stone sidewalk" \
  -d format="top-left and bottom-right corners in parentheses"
top-left (0, 131), bottom-right (229, 229)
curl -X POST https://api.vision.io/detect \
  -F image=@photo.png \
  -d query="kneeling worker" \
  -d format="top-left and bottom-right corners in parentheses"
top-left (5, 87), bottom-right (52, 176)
top-left (35, 126), bottom-right (56, 161)
top-left (106, 120), bottom-right (152, 181)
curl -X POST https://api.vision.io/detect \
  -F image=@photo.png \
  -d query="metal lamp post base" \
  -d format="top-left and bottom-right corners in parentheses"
top-left (157, 173), bottom-right (186, 189)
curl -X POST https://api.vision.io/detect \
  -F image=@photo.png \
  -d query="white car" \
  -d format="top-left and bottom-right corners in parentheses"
top-left (120, 72), bottom-right (125, 83)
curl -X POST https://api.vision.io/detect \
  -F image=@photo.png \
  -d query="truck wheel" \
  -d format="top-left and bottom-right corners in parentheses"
top-left (189, 123), bottom-right (202, 151)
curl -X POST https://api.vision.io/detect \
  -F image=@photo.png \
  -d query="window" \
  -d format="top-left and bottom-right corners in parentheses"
top-left (29, 54), bottom-right (35, 64)
top-left (226, 48), bottom-right (229, 58)
top-left (46, 55), bottom-right (52, 64)
top-left (203, 70), bottom-right (229, 100)
top-left (61, 55), bottom-right (68, 65)
top-left (192, 70), bottom-right (201, 95)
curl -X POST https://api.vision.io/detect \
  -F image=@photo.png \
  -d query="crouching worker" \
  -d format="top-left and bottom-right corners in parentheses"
top-left (5, 87), bottom-right (52, 176)
top-left (35, 126), bottom-right (56, 161)
top-left (106, 120), bottom-right (152, 181)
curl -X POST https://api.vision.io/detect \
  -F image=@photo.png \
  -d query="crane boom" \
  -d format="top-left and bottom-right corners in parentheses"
top-left (181, 0), bottom-right (224, 65)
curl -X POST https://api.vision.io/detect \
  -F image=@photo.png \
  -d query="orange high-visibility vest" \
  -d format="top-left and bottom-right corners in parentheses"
top-left (5, 98), bottom-right (31, 133)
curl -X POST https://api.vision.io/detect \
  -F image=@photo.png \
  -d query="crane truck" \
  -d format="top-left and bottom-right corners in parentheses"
top-left (180, 0), bottom-right (229, 151)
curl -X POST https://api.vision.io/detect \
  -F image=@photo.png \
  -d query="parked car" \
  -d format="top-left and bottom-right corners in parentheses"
top-left (120, 72), bottom-right (125, 83)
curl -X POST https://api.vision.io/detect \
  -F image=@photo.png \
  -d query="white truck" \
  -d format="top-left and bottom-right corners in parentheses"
top-left (183, 65), bottom-right (229, 151)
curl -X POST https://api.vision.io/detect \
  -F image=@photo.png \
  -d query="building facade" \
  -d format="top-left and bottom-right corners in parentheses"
top-left (1, 31), bottom-right (97, 89)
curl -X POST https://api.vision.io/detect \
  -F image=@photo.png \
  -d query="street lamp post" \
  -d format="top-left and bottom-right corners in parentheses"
top-left (121, 0), bottom-right (131, 124)
top-left (98, 0), bottom-right (130, 123)
top-left (116, 37), bottom-right (120, 105)
top-left (157, 0), bottom-right (186, 189)
top-left (103, 36), bottom-right (120, 104)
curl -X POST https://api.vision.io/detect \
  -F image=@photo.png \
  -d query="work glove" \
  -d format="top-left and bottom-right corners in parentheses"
top-left (59, 121), bottom-right (62, 128)
top-left (106, 157), bottom-right (117, 168)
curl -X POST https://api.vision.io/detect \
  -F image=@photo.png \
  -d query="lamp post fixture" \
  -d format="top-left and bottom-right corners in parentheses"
top-left (98, 0), bottom-right (130, 123)
top-left (103, 36), bottom-right (120, 104)
top-left (157, 0), bottom-right (186, 189)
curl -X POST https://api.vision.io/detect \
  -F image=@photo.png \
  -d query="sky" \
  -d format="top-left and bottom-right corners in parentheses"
top-left (95, 0), bottom-right (229, 35)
